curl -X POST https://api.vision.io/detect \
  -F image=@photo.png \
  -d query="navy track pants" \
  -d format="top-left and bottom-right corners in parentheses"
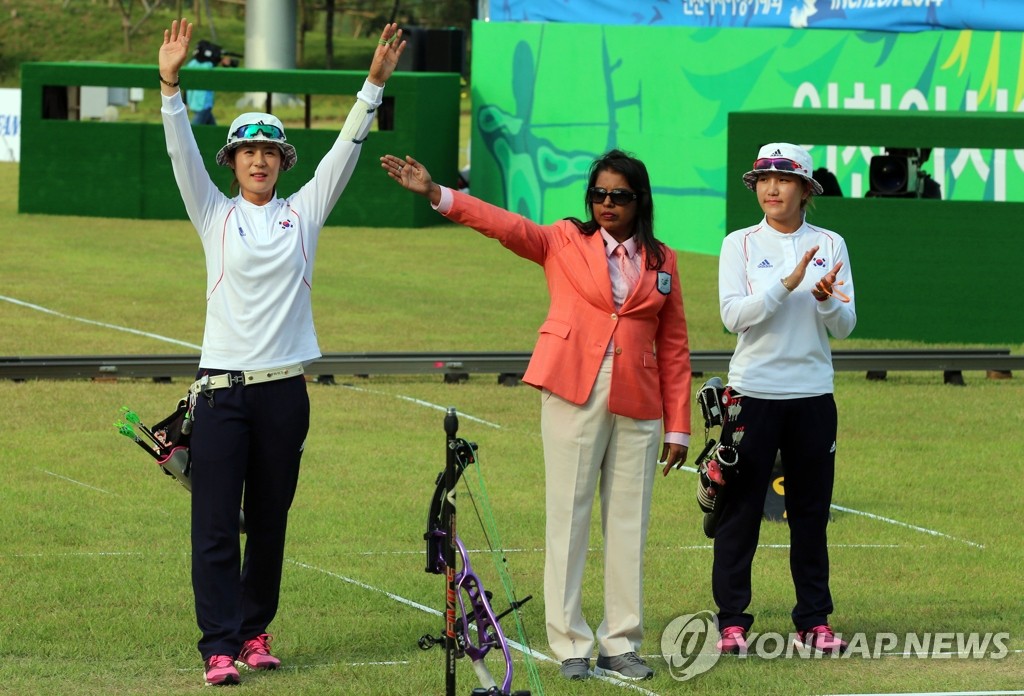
top-left (188, 372), bottom-right (309, 659)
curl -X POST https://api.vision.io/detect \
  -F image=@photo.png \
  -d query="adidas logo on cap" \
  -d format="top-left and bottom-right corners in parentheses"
top-left (771, 149), bottom-right (783, 156)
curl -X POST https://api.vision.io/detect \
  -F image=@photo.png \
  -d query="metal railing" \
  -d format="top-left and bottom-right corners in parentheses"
top-left (0, 350), bottom-right (1018, 382)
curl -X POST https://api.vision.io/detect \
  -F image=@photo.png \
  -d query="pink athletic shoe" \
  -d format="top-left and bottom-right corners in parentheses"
top-left (794, 625), bottom-right (848, 654)
top-left (204, 654), bottom-right (240, 686)
top-left (716, 625), bottom-right (748, 655)
top-left (237, 633), bottom-right (281, 671)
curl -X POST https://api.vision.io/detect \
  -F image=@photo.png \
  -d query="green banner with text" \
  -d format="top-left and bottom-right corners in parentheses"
top-left (470, 21), bottom-right (1024, 254)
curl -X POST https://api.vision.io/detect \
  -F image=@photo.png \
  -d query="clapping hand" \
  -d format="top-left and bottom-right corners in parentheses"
top-left (812, 261), bottom-right (849, 302)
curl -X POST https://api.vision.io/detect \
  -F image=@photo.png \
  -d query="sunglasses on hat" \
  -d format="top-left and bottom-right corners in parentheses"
top-left (231, 123), bottom-right (285, 140)
top-left (752, 157), bottom-right (805, 174)
top-left (587, 187), bottom-right (638, 206)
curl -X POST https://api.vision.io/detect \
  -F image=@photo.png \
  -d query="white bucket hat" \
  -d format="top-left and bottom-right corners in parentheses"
top-left (742, 143), bottom-right (823, 196)
top-left (216, 112), bottom-right (297, 171)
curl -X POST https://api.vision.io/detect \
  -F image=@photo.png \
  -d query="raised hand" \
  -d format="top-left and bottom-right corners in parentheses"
top-left (159, 17), bottom-right (192, 91)
top-left (368, 23), bottom-right (407, 87)
top-left (380, 154), bottom-right (441, 204)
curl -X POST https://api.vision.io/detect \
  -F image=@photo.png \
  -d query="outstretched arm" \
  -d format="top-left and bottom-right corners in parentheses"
top-left (380, 152), bottom-right (554, 265)
top-left (159, 17), bottom-right (192, 96)
top-left (380, 154), bottom-right (442, 206)
top-left (290, 25), bottom-right (408, 229)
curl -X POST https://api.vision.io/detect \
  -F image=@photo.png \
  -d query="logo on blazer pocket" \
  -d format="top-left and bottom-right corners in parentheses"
top-left (656, 271), bottom-right (672, 295)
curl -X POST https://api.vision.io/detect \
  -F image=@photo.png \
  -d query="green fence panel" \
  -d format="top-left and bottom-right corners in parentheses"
top-left (19, 62), bottom-right (460, 228)
top-left (727, 109), bottom-right (1024, 344)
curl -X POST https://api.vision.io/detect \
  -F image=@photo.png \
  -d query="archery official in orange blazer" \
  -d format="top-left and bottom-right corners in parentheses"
top-left (382, 149), bottom-right (692, 682)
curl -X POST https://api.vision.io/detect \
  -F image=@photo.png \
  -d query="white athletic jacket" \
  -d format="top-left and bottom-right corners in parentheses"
top-left (719, 216), bottom-right (857, 398)
top-left (161, 81), bottom-right (382, 370)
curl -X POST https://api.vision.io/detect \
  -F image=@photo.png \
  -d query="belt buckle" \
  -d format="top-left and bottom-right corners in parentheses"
top-left (229, 373), bottom-right (245, 386)
top-left (196, 374), bottom-right (212, 397)
top-left (197, 375), bottom-right (216, 406)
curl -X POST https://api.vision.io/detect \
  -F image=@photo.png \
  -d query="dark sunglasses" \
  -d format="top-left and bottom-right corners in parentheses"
top-left (752, 157), bottom-right (805, 174)
top-left (231, 123), bottom-right (285, 140)
top-left (587, 187), bottom-right (638, 206)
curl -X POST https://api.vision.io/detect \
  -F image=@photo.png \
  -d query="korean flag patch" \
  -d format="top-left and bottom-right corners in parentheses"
top-left (656, 271), bottom-right (672, 295)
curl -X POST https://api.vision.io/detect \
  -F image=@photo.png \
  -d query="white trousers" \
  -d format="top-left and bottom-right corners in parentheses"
top-left (541, 355), bottom-right (660, 661)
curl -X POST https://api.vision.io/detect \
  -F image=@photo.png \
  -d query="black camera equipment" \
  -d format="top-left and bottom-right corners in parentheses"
top-left (194, 39), bottom-right (242, 67)
top-left (867, 147), bottom-right (941, 198)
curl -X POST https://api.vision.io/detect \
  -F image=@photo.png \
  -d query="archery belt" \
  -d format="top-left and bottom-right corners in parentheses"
top-left (188, 363), bottom-right (304, 395)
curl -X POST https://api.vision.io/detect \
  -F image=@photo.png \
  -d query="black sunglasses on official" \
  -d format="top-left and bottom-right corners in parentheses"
top-left (231, 123), bottom-right (285, 140)
top-left (587, 187), bottom-right (638, 205)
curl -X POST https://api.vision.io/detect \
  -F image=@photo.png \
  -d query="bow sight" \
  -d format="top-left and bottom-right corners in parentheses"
top-left (420, 407), bottom-right (536, 696)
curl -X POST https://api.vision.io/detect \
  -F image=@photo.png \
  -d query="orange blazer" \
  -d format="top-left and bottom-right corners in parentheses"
top-left (441, 190), bottom-right (692, 434)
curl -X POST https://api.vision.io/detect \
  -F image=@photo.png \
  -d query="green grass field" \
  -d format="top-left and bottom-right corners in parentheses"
top-left (1, 152), bottom-right (1022, 696)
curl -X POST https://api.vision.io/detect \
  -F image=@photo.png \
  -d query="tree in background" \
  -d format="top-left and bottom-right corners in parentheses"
top-left (324, 0), bottom-right (335, 69)
top-left (307, 0), bottom-right (475, 70)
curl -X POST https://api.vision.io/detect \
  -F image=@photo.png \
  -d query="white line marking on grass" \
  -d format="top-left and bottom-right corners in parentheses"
top-left (338, 543), bottom-right (903, 557)
top-left (289, 559), bottom-right (662, 696)
top-left (289, 560), bottom-right (447, 616)
top-left (1, 295), bottom-right (202, 350)
top-left (341, 547), bottom-right (545, 556)
top-left (823, 687), bottom-right (1024, 691)
top-left (333, 661), bottom-right (411, 667)
top-left (339, 383), bottom-right (501, 428)
top-left (6, 542), bottom-right (913, 561)
top-left (672, 464), bottom-right (984, 548)
top-left (747, 543), bottom-right (905, 550)
top-left (42, 469), bottom-right (112, 494)
top-left (6, 551), bottom-right (145, 558)
top-left (175, 660), bottom-right (411, 674)
top-left (39, 468), bottom-right (178, 519)
top-left (829, 503), bottom-right (985, 549)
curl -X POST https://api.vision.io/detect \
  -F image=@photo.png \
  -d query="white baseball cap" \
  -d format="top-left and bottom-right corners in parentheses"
top-left (742, 143), bottom-right (823, 196)
top-left (216, 112), bottom-right (297, 171)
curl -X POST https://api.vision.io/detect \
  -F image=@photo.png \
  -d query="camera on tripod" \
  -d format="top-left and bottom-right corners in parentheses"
top-left (194, 39), bottom-right (242, 67)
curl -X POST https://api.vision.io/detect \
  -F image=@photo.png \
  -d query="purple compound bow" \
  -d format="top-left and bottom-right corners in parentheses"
top-left (418, 407), bottom-right (534, 696)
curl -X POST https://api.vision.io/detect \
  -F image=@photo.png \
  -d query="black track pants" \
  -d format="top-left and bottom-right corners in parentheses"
top-left (711, 393), bottom-right (837, 633)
